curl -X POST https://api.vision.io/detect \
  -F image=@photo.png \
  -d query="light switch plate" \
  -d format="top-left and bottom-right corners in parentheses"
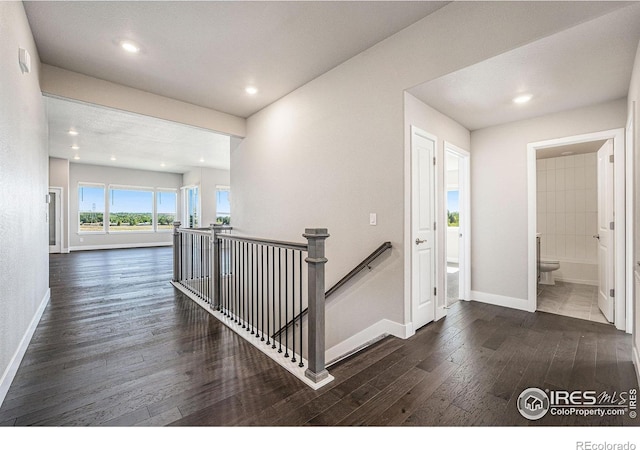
top-left (369, 213), bottom-right (377, 226)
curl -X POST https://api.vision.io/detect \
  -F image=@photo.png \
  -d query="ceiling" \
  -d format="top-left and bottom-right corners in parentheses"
top-left (27, 1), bottom-right (448, 174)
top-left (28, 2), bottom-right (640, 174)
top-left (536, 140), bottom-right (607, 160)
top-left (408, 3), bottom-right (640, 131)
top-left (46, 96), bottom-right (230, 173)
top-left (24, 1), bottom-right (448, 119)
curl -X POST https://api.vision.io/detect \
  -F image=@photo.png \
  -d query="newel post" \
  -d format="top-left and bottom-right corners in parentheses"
top-left (172, 221), bottom-right (182, 282)
top-left (303, 228), bottom-right (330, 383)
top-left (211, 223), bottom-right (220, 309)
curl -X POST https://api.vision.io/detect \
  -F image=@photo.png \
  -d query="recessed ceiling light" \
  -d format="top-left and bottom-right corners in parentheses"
top-left (73, 155), bottom-right (80, 160)
top-left (121, 41), bottom-right (140, 54)
top-left (245, 86), bottom-right (258, 95)
top-left (68, 130), bottom-right (78, 136)
top-left (71, 145), bottom-right (79, 150)
top-left (160, 162), bottom-right (166, 167)
top-left (561, 151), bottom-right (574, 156)
top-left (513, 94), bottom-right (532, 104)
top-left (110, 156), bottom-right (116, 161)
top-left (199, 158), bottom-right (205, 163)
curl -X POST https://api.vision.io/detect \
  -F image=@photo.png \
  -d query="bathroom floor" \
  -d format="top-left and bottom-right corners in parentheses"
top-left (447, 262), bottom-right (460, 306)
top-left (537, 281), bottom-right (609, 324)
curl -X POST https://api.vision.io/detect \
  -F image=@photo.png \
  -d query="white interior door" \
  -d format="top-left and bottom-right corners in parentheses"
top-left (412, 127), bottom-right (436, 329)
top-left (48, 188), bottom-right (62, 253)
top-left (596, 140), bottom-right (614, 322)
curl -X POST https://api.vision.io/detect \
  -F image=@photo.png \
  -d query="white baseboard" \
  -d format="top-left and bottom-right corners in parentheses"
top-left (633, 345), bottom-right (640, 388)
top-left (325, 318), bottom-right (414, 364)
top-left (470, 290), bottom-right (531, 312)
top-left (70, 242), bottom-right (171, 251)
top-left (0, 288), bottom-right (50, 408)
top-left (554, 277), bottom-right (598, 286)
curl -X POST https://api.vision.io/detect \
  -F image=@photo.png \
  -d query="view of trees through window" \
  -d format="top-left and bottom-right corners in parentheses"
top-left (109, 189), bottom-right (153, 231)
top-left (216, 187), bottom-right (230, 225)
top-left (185, 186), bottom-right (199, 228)
top-left (447, 190), bottom-right (460, 227)
top-left (79, 185), bottom-right (105, 232)
top-left (157, 191), bottom-right (177, 230)
top-left (78, 184), bottom-right (177, 233)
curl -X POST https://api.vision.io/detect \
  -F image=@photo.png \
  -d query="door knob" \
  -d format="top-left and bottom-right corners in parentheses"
top-left (593, 234), bottom-right (600, 240)
top-left (415, 238), bottom-right (426, 245)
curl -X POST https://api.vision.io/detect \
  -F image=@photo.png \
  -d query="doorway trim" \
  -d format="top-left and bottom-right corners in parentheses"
top-left (444, 142), bottom-right (471, 304)
top-left (48, 186), bottom-right (64, 254)
top-left (526, 128), bottom-right (627, 331)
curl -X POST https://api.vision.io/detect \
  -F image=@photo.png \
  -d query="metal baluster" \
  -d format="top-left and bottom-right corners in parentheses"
top-left (261, 245), bottom-right (265, 341)
top-left (271, 246), bottom-right (276, 349)
top-left (226, 239), bottom-right (229, 316)
top-left (278, 247), bottom-right (282, 353)
top-left (242, 241), bottom-right (246, 329)
top-left (226, 239), bottom-right (230, 315)
top-left (284, 248), bottom-right (289, 358)
top-left (249, 243), bottom-right (255, 334)
top-left (245, 241), bottom-right (249, 329)
top-left (234, 240), bottom-right (238, 323)
top-left (266, 245), bottom-right (270, 346)
top-left (299, 250), bottom-right (304, 367)
top-left (291, 249), bottom-right (297, 363)
top-left (256, 244), bottom-right (261, 340)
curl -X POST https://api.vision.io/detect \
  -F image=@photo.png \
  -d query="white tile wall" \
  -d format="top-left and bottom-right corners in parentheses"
top-left (537, 153), bottom-right (598, 263)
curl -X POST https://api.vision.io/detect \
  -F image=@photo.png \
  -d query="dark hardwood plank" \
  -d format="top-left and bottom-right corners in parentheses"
top-left (0, 248), bottom-right (636, 427)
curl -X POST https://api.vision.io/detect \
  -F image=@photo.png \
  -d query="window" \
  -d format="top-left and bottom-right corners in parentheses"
top-left (157, 190), bottom-right (177, 231)
top-left (183, 186), bottom-right (199, 228)
top-left (216, 186), bottom-right (230, 225)
top-left (447, 190), bottom-right (460, 227)
top-left (109, 188), bottom-right (153, 232)
top-left (78, 184), bottom-right (105, 232)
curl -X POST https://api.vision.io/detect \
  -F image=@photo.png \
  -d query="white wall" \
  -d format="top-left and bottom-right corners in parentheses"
top-left (471, 99), bottom-right (626, 303)
top-left (404, 93), bottom-right (470, 316)
top-left (182, 167), bottom-right (230, 227)
top-left (628, 41), bottom-right (640, 380)
top-left (69, 163), bottom-right (182, 249)
top-left (0, 2), bottom-right (49, 404)
top-left (231, 2), bottom-right (623, 349)
top-left (49, 157), bottom-right (70, 252)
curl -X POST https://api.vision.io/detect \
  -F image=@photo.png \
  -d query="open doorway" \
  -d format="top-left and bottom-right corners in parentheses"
top-left (48, 187), bottom-right (63, 253)
top-left (528, 129), bottom-right (629, 331)
top-left (444, 142), bottom-right (470, 307)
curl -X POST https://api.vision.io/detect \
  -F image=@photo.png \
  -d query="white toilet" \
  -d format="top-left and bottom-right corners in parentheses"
top-left (539, 259), bottom-right (560, 285)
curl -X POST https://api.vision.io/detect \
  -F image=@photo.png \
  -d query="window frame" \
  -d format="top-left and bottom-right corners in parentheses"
top-left (156, 188), bottom-right (178, 233)
top-left (78, 182), bottom-right (106, 234)
top-left (215, 185), bottom-right (231, 225)
top-left (181, 184), bottom-right (200, 228)
top-left (107, 184), bottom-right (156, 234)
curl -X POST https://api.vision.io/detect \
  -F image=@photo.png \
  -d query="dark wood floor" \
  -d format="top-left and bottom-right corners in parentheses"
top-left (0, 247), bottom-right (638, 426)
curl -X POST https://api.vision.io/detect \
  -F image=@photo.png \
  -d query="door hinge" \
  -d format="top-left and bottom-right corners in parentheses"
top-left (609, 154), bottom-right (614, 163)
top-left (610, 288), bottom-right (615, 298)
top-left (434, 287), bottom-right (437, 296)
top-left (434, 221), bottom-right (436, 231)
top-left (609, 221), bottom-right (615, 230)
top-left (433, 156), bottom-right (436, 166)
